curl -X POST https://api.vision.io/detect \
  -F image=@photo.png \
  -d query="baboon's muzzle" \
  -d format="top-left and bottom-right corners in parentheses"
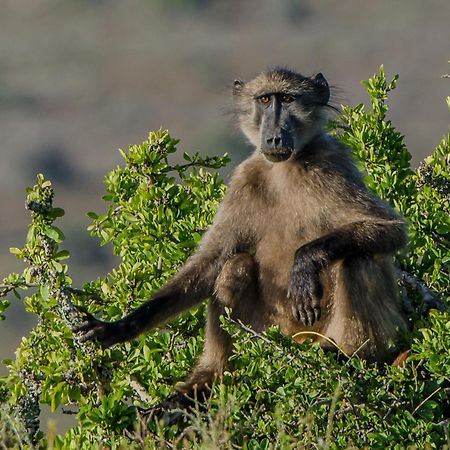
top-left (261, 130), bottom-right (293, 162)
top-left (262, 149), bottom-right (292, 162)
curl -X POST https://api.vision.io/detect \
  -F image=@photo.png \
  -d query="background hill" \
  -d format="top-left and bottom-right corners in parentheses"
top-left (0, 0), bottom-right (449, 401)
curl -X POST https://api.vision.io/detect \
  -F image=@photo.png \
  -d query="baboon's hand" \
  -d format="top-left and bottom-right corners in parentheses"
top-left (288, 247), bottom-right (326, 326)
top-left (72, 308), bottom-right (124, 348)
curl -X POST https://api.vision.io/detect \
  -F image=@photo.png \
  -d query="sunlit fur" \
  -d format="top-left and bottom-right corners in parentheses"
top-left (74, 68), bottom-right (409, 396)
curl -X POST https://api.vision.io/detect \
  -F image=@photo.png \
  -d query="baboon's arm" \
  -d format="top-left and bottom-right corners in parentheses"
top-left (74, 251), bottom-right (221, 347)
top-left (74, 200), bottom-right (242, 347)
top-left (289, 192), bottom-right (408, 325)
top-left (306, 185), bottom-right (408, 262)
top-left (300, 218), bottom-right (408, 264)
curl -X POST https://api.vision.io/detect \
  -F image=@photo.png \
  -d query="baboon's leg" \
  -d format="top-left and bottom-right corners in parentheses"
top-left (176, 253), bottom-right (259, 395)
top-left (322, 257), bottom-right (408, 362)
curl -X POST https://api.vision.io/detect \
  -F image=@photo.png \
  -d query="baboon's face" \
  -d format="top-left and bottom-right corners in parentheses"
top-left (234, 69), bottom-right (330, 162)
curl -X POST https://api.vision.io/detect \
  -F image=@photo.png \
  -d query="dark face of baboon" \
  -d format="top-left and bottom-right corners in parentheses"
top-left (233, 68), bottom-right (330, 162)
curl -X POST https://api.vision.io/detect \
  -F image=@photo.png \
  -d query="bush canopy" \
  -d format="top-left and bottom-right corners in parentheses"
top-left (0, 67), bottom-right (449, 449)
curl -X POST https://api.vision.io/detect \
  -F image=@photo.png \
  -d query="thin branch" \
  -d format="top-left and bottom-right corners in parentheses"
top-left (61, 408), bottom-right (78, 415)
top-left (66, 287), bottom-right (103, 302)
top-left (228, 317), bottom-right (282, 349)
top-left (170, 156), bottom-right (225, 173)
top-left (225, 315), bottom-right (306, 365)
top-left (335, 402), bottom-right (365, 418)
top-left (90, 206), bottom-right (123, 231)
top-left (413, 387), bottom-right (441, 415)
top-left (0, 282), bottom-right (38, 296)
top-left (127, 376), bottom-right (153, 404)
top-left (324, 381), bottom-right (342, 450)
top-left (333, 124), bottom-right (351, 132)
top-left (398, 270), bottom-right (447, 314)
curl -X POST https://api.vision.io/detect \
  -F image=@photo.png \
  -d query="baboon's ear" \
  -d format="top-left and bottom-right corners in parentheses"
top-left (311, 73), bottom-right (328, 88)
top-left (233, 80), bottom-right (245, 95)
top-left (311, 73), bottom-right (330, 105)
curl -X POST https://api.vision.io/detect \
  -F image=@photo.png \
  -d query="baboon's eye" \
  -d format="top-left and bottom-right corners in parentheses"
top-left (258, 95), bottom-right (271, 104)
top-left (282, 95), bottom-right (295, 103)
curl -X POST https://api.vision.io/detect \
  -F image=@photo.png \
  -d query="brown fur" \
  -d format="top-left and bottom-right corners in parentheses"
top-left (74, 68), bottom-right (408, 395)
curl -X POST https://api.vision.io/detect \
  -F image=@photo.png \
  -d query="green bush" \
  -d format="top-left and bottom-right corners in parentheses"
top-left (1, 67), bottom-right (449, 449)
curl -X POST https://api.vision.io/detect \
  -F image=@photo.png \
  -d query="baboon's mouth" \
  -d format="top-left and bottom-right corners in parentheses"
top-left (262, 150), bottom-right (292, 162)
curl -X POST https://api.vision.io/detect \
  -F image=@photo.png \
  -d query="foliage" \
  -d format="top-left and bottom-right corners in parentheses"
top-left (0, 68), bottom-right (449, 449)
top-left (335, 66), bottom-right (449, 299)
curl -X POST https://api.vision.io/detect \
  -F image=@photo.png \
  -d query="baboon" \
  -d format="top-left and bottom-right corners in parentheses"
top-left (74, 68), bottom-right (408, 395)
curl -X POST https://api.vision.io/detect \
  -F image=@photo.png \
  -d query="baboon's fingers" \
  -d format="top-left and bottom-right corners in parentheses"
top-left (72, 305), bottom-right (100, 333)
top-left (291, 292), bottom-right (321, 326)
top-left (291, 304), bottom-right (300, 321)
top-left (77, 327), bottom-right (103, 343)
top-left (301, 308), bottom-right (310, 326)
top-left (72, 320), bottom-right (97, 333)
top-left (297, 302), bottom-right (310, 325)
top-left (76, 323), bottom-right (119, 347)
top-left (305, 304), bottom-right (315, 326)
top-left (313, 305), bottom-right (321, 323)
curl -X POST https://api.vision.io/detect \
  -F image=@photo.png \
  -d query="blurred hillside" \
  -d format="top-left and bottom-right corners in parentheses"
top-left (0, 0), bottom-right (449, 377)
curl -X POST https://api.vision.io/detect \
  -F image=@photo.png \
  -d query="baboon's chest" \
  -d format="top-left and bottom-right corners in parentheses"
top-left (253, 200), bottom-right (324, 289)
top-left (251, 172), bottom-right (335, 290)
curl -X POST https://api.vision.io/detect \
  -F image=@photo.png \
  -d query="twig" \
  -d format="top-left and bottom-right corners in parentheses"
top-left (229, 317), bottom-right (283, 349)
top-left (413, 387), bottom-right (442, 415)
top-left (0, 282), bottom-right (103, 304)
top-left (226, 315), bottom-right (304, 364)
top-left (324, 380), bottom-right (342, 450)
top-left (170, 155), bottom-right (225, 173)
top-left (127, 376), bottom-right (153, 404)
top-left (341, 338), bottom-right (371, 368)
top-left (0, 282), bottom-right (38, 297)
top-left (66, 287), bottom-right (103, 302)
top-left (398, 270), bottom-right (447, 314)
top-left (335, 402), bottom-right (365, 418)
top-left (333, 124), bottom-right (351, 132)
top-left (90, 206), bottom-right (123, 231)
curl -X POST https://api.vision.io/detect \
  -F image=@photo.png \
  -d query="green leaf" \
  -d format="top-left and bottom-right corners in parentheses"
top-left (55, 250), bottom-right (70, 260)
top-left (40, 284), bottom-right (50, 301)
top-left (44, 226), bottom-right (65, 243)
top-left (50, 207), bottom-right (65, 218)
top-left (86, 211), bottom-right (99, 219)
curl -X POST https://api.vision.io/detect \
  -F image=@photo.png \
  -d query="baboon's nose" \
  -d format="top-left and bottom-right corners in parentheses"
top-left (266, 136), bottom-right (281, 147)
